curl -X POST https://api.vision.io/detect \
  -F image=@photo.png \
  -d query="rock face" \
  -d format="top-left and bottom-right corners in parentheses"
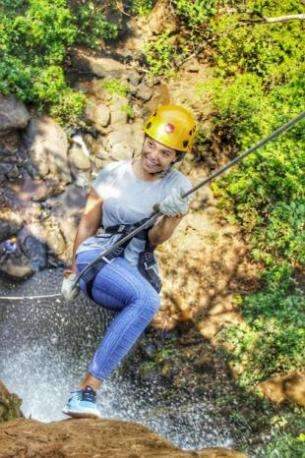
top-left (0, 95), bottom-right (30, 135)
top-left (0, 418), bottom-right (246, 457)
top-left (23, 116), bottom-right (71, 183)
top-left (258, 371), bottom-right (305, 407)
top-left (0, 381), bottom-right (23, 422)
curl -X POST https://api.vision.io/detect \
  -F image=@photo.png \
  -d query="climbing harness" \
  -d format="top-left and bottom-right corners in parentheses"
top-left (1, 110), bottom-right (305, 301)
top-left (79, 216), bottom-right (162, 299)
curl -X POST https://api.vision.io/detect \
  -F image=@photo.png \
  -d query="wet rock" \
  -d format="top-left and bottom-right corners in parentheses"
top-left (111, 142), bottom-right (134, 161)
top-left (136, 82), bottom-right (153, 101)
top-left (0, 94), bottom-right (30, 136)
top-left (76, 51), bottom-right (126, 79)
top-left (0, 417), bottom-right (245, 457)
top-left (23, 116), bottom-right (71, 184)
top-left (18, 226), bottom-right (47, 271)
top-left (6, 164), bottom-right (20, 180)
top-left (110, 95), bottom-right (129, 125)
top-left (43, 219), bottom-right (66, 258)
top-left (18, 173), bottom-right (61, 202)
top-left (85, 101), bottom-right (111, 129)
top-left (73, 171), bottom-right (91, 189)
top-left (284, 373), bottom-right (305, 407)
top-left (0, 240), bottom-right (35, 279)
top-left (148, 0), bottom-right (177, 36)
top-left (0, 380), bottom-right (23, 422)
top-left (104, 125), bottom-right (136, 160)
top-left (68, 144), bottom-right (91, 170)
top-left (127, 70), bottom-right (143, 87)
top-left (0, 162), bottom-right (15, 177)
top-left (0, 220), bottom-right (20, 243)
top-left (258, 371), bottom-right (305, 407)
top-left (141, 342), bottom-right (158, 358)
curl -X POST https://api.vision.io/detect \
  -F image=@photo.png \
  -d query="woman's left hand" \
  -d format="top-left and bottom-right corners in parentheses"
top-left (61, 272), bottom-right (80, 301)
top-left (158, 187), bottom-right (189, 217)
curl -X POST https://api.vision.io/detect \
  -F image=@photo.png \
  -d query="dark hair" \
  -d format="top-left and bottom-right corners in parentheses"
top-left (172, 151), bottom-right (184, 164)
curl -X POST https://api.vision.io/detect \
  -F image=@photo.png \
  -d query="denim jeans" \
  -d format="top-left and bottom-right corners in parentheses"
top-left (76, 249), bottom-right (160, 380)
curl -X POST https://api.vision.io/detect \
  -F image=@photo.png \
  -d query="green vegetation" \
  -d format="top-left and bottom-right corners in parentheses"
top-left (131, 0), bottom-right (155, 15)
top-left (173, 0), bottom-right (217, 26)
top-left (74, 1), bottom-right (118, 49)
top-left (207, 2), bottom-right (305, 389)
top-left (101, 78), bottom-right (130, 97)
top-left (144, 31), bottom-right (177, 76)
top-left (141, 0), bottom-right (305, 410)
top-left (0, 0), bottom-right (118, 123)
top-left (261, 429), bottom-right (305, 457)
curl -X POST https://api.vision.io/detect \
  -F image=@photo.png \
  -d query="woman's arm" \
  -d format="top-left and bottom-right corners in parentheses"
top-left (147, 214), bottom-right (183, 248)
top-left (65, 187), bottom-right (103, 275)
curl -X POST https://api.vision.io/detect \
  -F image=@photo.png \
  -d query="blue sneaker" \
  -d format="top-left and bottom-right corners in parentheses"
top-left (62, 385), bottom-right (102, 419)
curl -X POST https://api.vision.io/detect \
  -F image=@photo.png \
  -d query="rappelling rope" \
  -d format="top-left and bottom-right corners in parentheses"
top-left (1, 110), bottom-right (305, 301)
top-left (0, 293), bottom-right (62, 301)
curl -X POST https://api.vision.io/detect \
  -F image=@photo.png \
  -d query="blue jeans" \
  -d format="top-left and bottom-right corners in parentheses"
top-left (76, 249), bottom-right (161, 380)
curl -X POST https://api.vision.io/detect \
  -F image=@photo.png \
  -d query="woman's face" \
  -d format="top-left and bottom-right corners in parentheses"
top-left (141, 135), bottom-right (177, 174)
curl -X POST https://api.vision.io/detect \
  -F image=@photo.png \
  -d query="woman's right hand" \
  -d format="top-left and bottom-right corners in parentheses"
top-left (61, 268), bottom-right (80, 301)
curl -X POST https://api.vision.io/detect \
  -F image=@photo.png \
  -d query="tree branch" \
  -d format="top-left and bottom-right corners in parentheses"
top-left (241, 13), bottom-right (305, 24)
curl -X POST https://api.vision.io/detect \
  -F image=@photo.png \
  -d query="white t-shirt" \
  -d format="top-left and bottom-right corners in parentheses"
top-left (76, 160), bottom-right (192, 266)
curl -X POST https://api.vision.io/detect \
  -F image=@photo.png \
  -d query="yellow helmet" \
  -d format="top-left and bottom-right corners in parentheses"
top-left (144, 105), bottom-right (197, 153)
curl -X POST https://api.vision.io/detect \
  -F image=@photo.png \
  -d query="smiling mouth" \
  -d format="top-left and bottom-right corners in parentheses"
top-left (145, 158), bottom-right (159, 168)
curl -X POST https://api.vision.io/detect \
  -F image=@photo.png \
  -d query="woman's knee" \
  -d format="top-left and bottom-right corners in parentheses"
top-left (136, 285), bottom-right (160, 316)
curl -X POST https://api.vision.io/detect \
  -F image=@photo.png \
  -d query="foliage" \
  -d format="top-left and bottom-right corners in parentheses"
top-left (131, 0), bottom-right (155, 15)
top-left (208, 1), bottom-right (305, 388)
top-left (144, 31), bottom-right (177, 76)
top-left (101, 78), bottom-right (130, 97)
top-left (0, 0), bottom-right (119, 123)
top-left (73, 1), bottom-right (118, 49)
top-left (172, 0), bottom-right (218, 27)
top-left (218, 263), bottom-right (305, 387)
top-left (262, 432), bottom-right (305, 458)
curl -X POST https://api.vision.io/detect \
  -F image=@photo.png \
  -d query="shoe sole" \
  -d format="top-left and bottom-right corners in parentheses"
top-left (62, 409), bottom-right (102, 420)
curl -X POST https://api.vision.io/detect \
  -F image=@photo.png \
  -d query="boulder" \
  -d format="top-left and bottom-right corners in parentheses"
top-left (257, 371), bottom-right (305, 407)
top-left (0, 220), bottom-right (21, 243)
top-left (0, 418), bottom-right (245, 457)
top-left (148, 0), bottom-right (177, 36)
top-left (110, 95), bottom-right (129, 125)
top-left (0, 239), bottom-right (35, 279)
top-left (68, 144), bottom-right (91, 170)
top-left (18, 173), bottom-right (63, 202)
top-left (23, 116), bottom-right (71, 183)
top-left (126, 70), bottom-right (143, 87)
top-left (0, 380), bottom-right (23, 422)
top-left (103, 122), bottom-right (144, 160)
top-left (75, 50), bottom-right (126, 79)
top-left (104, 126), bottom-right (134, 160)
top-left (0, 95), bottom-right (30, 136)
top-left (18, 226), bottom-right (47, 271)
top-left (85, 101), bottom-right (111, 129)
top-left (136, 82), bottom-right (153, 101)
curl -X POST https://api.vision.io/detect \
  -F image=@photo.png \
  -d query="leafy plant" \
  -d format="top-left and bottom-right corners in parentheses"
top-left (73, 1), bottom-right (118, 49)
top-left (131, 0), bottom-right (155, 15)
top-left (101, 78), bottom-right (130, 97)
top-left (144, 31), bottom-right (178, 76)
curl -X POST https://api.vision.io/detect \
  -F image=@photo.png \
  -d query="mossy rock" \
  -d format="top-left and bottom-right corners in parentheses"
top-left (0, 380), bottom-right (23, 422)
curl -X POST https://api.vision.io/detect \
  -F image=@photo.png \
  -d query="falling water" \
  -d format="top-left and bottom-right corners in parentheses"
top-left (0, 268), bottom-right (235, 451)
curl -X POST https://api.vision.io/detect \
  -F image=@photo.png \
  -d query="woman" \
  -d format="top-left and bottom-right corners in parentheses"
top-left (61, 105), bottom-right (197, 418)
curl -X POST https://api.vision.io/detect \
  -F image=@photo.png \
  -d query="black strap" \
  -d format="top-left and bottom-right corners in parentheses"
top-left (83, 217), bottom-right (155, 299)
top-left (104, 217), bottom-right (153, 242)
